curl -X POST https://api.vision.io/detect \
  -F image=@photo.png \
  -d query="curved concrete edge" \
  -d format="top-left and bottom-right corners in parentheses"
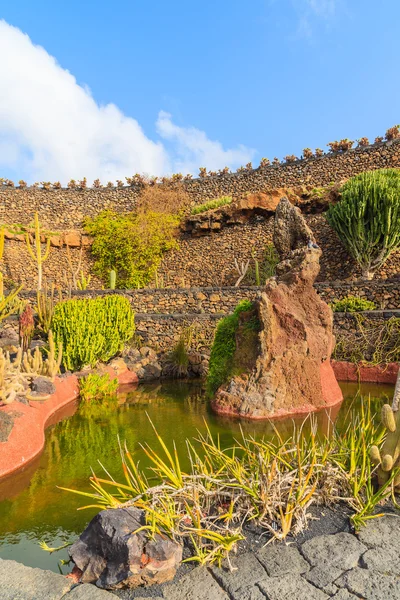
top-left (332, 360), bottom-right (399, 384)
top-left (0, 368), bottom-right (139, 481)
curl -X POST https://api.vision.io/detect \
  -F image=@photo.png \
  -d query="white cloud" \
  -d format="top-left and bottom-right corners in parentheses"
top-left (156, 111), bottom-right (255, 175)
top-left (0, 20), bottom-right (254, 184)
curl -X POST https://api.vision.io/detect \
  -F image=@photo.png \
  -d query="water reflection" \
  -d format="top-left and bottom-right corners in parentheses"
top-left (0, 379), bottom-right (393, 572)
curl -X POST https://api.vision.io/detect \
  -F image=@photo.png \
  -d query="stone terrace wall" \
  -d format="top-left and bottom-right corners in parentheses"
top-left (137, 310), bottom-right (400, 352)
top-left (159, 214), bottom-right (399, 286)
top-left (1, 139), bottom-right (400, 230)
top-left (18, 280), bottom-right (400, 314)
top-left (5, 212), bottom-right (397, 289)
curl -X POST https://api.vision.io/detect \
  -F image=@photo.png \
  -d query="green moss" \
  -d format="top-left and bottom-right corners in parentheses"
top-left (206, 299), bottom-right (255, 397)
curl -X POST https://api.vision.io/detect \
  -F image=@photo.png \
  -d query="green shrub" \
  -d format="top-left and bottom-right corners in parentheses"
top-left (84, 210), bottom-right (179, 289)
top-left (326, 169), bottom-right (400, 280)
top-left (206, 299), bottom-right (253, 396)
top-left (331, 295), bottom-right (377, 313)
top-left (52, 296), bottom-right (135, 370)
top-left (191, 196), bottom-right (232, 215)
top-left (79, 373), bottom-right (118, 402)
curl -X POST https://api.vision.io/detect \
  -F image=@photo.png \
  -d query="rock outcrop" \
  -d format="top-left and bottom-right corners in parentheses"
top-left (211, 197), bottom-right (343, 419)
top-left (69, 507), bottom-right (182, 590)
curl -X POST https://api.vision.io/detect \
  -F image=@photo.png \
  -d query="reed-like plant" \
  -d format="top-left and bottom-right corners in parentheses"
top-left (59, 399), bottom-right (393, 566)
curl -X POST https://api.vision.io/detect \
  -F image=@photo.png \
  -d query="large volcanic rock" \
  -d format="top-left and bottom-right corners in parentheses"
top-left (211, 198), bottom-right (343, 420)
top-left (69, 507), bottom-right (182, 590)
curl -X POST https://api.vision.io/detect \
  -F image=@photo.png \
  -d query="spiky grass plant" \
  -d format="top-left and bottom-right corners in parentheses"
top-left (191, 196), bottom-right (232, 215)
top-left (79, 373), bottom-right (118, 402)
top-left (59, 399), bottom-right (398, 567)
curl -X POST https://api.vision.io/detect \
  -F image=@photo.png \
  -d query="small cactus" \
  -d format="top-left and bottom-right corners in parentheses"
top-left (370, 445), bottom-right (381, 465)
top-left (109, 269), bottom-right (116, 290)
top-left (373, 401), bottom-right (400, 490)
top-left (382, 403), bottom-right (396, 432)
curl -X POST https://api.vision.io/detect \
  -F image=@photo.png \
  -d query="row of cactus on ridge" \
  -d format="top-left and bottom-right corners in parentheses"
top-left (2, 125), bottom-right (399, 190)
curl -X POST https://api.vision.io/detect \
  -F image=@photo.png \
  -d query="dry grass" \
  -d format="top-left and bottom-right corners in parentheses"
top-left (137, 183), bottom-right (191, 216)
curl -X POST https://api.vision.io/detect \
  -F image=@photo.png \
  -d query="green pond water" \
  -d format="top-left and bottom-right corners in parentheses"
top-left (0, 379), bottom-right (394, 573)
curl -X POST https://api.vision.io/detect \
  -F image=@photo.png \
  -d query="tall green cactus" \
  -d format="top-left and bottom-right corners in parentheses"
top-left (109, 269), bottom-right (116, 290)
top-left (370, 402), bottom-right (400, 491)
top-left (326, 169), bottom-right (400, 280)
top-left (25, 213), bottom-right (51, 290)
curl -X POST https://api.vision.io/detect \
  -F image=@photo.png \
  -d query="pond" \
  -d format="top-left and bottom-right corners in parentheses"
top-left (0, 379), bottom-right (394, 573)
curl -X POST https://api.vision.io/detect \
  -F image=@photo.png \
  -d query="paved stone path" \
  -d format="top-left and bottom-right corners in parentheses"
top-left (1, 515), bottom-right (400, 599)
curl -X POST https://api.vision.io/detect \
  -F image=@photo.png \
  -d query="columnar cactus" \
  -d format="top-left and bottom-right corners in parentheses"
top-left (25, 212), bottom-right (51, 290)
top-left (370, 402), bottom-right (400, 491)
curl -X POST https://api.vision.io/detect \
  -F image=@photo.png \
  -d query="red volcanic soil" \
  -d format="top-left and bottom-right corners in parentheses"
top-left (0, 369), bottom-right (138, 480)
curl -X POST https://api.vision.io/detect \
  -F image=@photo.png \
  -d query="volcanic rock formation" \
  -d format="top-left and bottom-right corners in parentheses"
top-left (69, 507), bottom-right (182, 590)
top-left (211, 197), bottom-right (343, 419)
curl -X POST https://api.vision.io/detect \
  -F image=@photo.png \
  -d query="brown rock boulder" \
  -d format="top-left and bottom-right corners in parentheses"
top-left (64, 231), bottom-right (81, 247)
top-left (211, 198), bottom-right (342, 420)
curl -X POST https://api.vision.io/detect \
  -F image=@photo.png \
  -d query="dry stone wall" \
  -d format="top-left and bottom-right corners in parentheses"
top-left (1, 139), bottom-right (400, 229)
top-left (18, 280), bottom-right (400, 314)
top-left (1, 139), bottom-right (400, 288)
top-left (137, 310), bottom-right (400, 352)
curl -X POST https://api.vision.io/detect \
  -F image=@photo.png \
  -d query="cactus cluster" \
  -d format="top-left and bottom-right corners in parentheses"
top-left (51, 295), bottom-right (135, 370)
top-left (0, 331), bottom-right (62, 405)
top-left (370, 402), bottom-right (400, 491)
top-left (326, 169), bottom-right (400, 280)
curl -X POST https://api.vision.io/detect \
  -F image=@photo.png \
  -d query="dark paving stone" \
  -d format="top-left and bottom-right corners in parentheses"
top-left (211, 552), bottom-right (267, 594)
top-left (231, 584), bottom-right (267, 600)
top-left (162, 567), bottom-right (229, 600)
top-left (304, 565), bottom-right (344, 592)
top-left (301, 532), bottom-right (367, 570)
top-left (330, 590), bottom-right (359, 599)
top-left (256, 543), bottom-right (309, 576)
top-left (336, 567), bottom-right (400, 600)
top-left (258, 574), bottom-right (329, 599)
top-left (357, 514), bottom-right (400, 551)
top-left (361, 545), bottom-right (400, 576)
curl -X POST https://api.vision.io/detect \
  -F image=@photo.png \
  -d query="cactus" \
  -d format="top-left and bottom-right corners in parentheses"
top-left (326, 170), bottom-right (400, 280)
top-left (0, 333), bottom-right (62, 405)
top-left (19, 303), bottom-right (34, 353)
top-left (0, 225), bottom-right (25, 321)
top-left (36, 281), bottom-right (61, 333)
top-left (51, 296), bottom-right (135, 370)
top-left (77, 271), bottom-right (91, 290)
top-left (251, 249), bottom-right (260, 286)
top-left (25, 213), bottom-right (51, 290)
top-left (22, 331), bottom-right (62, 379)
top-left (109, 269), bottom-right (116, 290)
top-left (370, 399), bottom-right (400, 491)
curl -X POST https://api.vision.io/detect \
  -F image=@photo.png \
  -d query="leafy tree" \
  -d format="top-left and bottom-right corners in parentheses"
top-left (84, 210), bottom-right (179, 288)
top-left (326, 169), bottom-right (400, 279)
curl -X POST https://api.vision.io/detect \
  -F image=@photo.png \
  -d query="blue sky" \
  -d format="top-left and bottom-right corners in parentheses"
top-left (0, 0), bottom-right (399, 183)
